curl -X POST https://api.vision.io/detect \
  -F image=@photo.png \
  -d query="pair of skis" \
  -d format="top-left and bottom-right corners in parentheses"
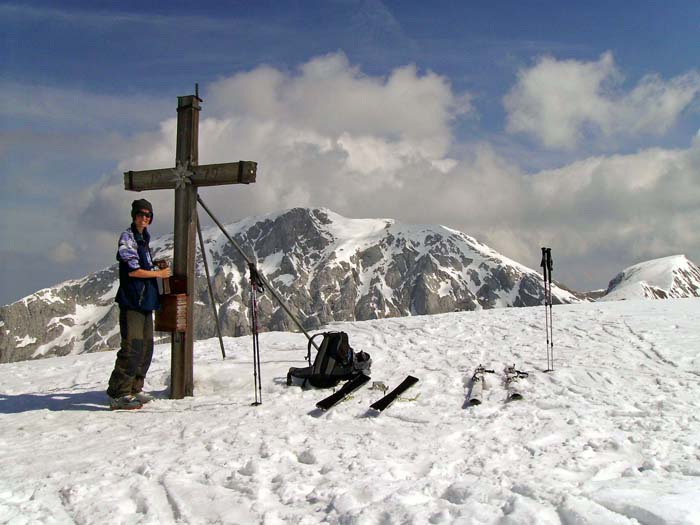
top-left (316, 374), bottom-right (419, 412)
top-left (468, 364), bottom-right (528, 406)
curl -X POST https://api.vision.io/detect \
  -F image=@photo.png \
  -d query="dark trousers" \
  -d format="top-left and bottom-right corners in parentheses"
top-left (107, 307), bottom-right (154, 398)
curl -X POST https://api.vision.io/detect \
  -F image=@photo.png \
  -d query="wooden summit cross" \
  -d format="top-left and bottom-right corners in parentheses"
top-left (124, 90), bottom-right (257, 399)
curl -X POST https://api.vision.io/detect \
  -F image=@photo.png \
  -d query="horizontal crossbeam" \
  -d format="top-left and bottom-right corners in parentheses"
top-left (124, 161), bottom-right (257, 191)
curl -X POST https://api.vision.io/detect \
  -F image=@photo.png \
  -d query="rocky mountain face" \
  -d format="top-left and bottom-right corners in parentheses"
top-left (1, 208), bottom-right (579, 363)
top-left (601, 255), bottom-right (700, 301)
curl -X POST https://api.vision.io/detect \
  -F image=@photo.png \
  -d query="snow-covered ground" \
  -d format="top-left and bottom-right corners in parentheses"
top-left (1, 299), bottom-right (700, 524)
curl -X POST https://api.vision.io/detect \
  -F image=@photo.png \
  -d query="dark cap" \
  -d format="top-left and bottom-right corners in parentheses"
top-left (131, 199), bottom-right (154, 223)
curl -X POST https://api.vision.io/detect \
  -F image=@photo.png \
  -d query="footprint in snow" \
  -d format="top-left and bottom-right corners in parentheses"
top-left (296, 449), bottom-right (317, 465)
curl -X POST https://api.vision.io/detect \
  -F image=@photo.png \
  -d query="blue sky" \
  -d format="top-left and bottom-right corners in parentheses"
top-left (2, 0), bottom-right (699, 304)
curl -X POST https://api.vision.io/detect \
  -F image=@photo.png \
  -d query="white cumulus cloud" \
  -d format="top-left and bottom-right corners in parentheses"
top-left (206, 52), bottom-right (470, 161)
top-left (504, 52), bottom-right (700, 149)
top-left (92, 52), bottom-right (472, 227)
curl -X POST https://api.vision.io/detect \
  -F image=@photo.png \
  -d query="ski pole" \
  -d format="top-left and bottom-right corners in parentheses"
top-left (250, 263), bottom-right (264, 406)
top-left (540, 247), bottom-right (551, 371)
top-left (546, 248), bottom-right (554, 371)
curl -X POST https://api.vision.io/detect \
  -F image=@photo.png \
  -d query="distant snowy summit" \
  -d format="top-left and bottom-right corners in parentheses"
top-left (601, 255), bottom-right (700, 301)
top-left (1, 207), bottom-right (577, 363)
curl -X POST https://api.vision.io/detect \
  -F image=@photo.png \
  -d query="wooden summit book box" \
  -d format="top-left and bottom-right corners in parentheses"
top-left (155, 276), bottom-right (187, 333)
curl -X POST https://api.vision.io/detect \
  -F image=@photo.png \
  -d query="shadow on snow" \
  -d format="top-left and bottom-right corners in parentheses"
top-left (0, 390), bottom-right (110, 413)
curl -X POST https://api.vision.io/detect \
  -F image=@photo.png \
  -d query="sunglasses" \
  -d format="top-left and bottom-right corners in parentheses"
top-left (136, 211), bottom-right (152, 219)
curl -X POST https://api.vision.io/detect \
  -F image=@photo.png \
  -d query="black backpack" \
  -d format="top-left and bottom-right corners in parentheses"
top-left (286, 331), bottom-right (371, 388)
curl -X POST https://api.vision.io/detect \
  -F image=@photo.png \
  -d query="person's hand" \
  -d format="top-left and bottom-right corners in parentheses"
top-left (157, 267), bottom-right (171, 279)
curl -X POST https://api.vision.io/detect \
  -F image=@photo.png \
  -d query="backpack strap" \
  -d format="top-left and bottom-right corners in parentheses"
top-left (307, 332), bottom-right (325, 364)
top-left (338, 332), bottom-right (353, 366)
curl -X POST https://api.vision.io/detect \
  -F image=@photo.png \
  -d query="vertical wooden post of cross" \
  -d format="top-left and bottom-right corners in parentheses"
top-left (172, 94), bottom-right (200, 398)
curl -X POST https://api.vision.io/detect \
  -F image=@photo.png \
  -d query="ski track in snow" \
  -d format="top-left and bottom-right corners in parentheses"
top-left (1, 299), bottom-right (700, 524)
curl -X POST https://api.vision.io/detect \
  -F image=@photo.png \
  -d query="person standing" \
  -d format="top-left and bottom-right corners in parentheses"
top-left (107, 199), bottom-right (170, 410)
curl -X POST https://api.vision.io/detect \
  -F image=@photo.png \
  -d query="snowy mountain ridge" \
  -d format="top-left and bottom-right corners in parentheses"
top-left (602, 255), bottom-right (700, 301)
top-left (2, 208), bottom-right (698, 364)
top-left (0, 208), bottom-right (580, 363)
